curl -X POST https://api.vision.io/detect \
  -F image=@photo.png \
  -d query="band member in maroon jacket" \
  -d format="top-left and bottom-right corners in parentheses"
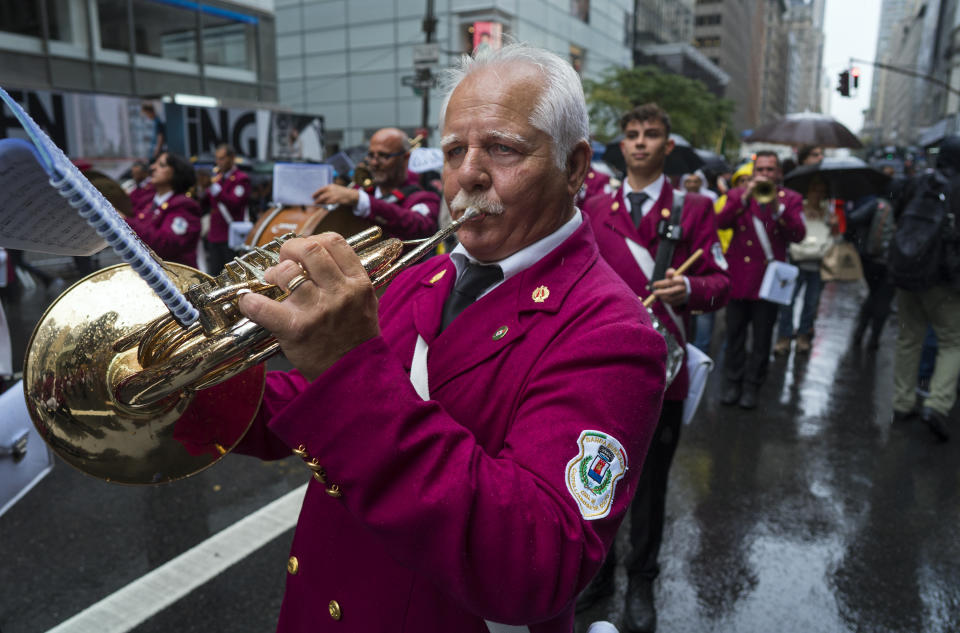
top-left (126, 161), bottom-right (154, 214)
top-left (126, 152), bottom-right (202, 268)
top-left (207, 144), bottom-right (250, 274)
top-left (311, 127), bottom-right (440, 240)
top-left (717, 151), bottom-right (805, 409)
top-left (582, 103), bottom-right (730, 633)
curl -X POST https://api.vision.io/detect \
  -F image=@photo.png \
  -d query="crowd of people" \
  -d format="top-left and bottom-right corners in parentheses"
top-left (10, 40), bottom-right (957, 633)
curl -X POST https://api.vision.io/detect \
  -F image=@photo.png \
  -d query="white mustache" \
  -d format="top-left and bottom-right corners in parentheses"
top-left (449, 190), bottom-right (504, 216)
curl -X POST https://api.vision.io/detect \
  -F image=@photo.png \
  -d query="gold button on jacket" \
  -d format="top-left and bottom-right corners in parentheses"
top-left (287, 556), bottom-right (299, 575)
top-left (329, 600), bottom-right (342, 620)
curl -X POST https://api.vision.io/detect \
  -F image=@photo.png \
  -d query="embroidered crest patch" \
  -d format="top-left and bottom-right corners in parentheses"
top-left (565, 430), bottom-right (627, 520)
top-left (711, 242), bottom-right (728, 271)
top-left (171, 216), bottom-right (189, 235)
top-left (234, 184), bottom-right (245, 198)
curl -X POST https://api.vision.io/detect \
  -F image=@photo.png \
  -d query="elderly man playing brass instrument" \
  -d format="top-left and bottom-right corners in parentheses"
top-left (235, 43), bottom-right (666, 632)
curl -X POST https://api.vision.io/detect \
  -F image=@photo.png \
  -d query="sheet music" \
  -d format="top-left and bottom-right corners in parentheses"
top-left (0, 139), bottom-right (107, 255)
top-left (272, 162), bottom-right (333, 206)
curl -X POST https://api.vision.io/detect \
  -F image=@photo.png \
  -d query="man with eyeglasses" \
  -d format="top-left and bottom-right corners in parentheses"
top-left (312, 127), bottom-right (440, 239)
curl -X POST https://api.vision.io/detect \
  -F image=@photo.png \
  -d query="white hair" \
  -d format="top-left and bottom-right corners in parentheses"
top-left (438, 42), bottom-right (590, 169)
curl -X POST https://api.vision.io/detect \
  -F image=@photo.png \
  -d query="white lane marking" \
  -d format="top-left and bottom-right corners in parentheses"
top-left (48, 483), bottom-right (307, 633)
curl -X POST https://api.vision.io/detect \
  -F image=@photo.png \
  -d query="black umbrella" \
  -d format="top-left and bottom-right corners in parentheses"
top-left (744, 112), bottom-right (862, 149)
top-left (604, 134), bottom-right (704, 176)
top-left (694, 148), bottom-right (732, 175)
top-left (783, 156), bottom-right (890, 200)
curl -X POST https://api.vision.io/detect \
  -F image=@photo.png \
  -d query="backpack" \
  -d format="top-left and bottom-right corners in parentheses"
top-left (888, 171), bottom-right (959, 290)
top-left (864, 198), bottom-right (896, 259)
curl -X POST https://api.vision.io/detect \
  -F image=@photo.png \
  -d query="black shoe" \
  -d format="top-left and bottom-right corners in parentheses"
top-left (852, 317), bottom-right (868, 345)
top-left (575, 559), bottom-right (615, 613)
top-left (867, 334), bottom-right (881, 351)
top-left (721, 383), bottom-right (741, 406)
top-left (624, 577), bottom-right (657, 633)
top-left (921, 407), bottom-right (951, 443)
top-left (738, 385), bottom-right (758, 409)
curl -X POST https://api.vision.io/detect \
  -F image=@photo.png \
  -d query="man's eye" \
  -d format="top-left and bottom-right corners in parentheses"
top-left (446, 147), bottom-right (465, 158)
top-left (493, 144), bottom-right (515, 154)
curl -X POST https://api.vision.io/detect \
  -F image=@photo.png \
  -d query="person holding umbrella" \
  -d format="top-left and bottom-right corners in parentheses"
top-left (773, 176), bottom-right (833, 355)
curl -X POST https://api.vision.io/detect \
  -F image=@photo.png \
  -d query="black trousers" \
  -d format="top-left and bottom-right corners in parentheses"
top-left (858, 258), bottom-right (896, 338)
top-left (206, 240), bottom-right (236, 276)
top-left (627, 400), bottom-right (684, 581)
top-left (724, 298), bottom-right (780, 387)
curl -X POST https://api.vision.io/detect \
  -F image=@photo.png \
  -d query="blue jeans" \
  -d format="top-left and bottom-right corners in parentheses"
top-left (778, 267), bottom-right (823, 338)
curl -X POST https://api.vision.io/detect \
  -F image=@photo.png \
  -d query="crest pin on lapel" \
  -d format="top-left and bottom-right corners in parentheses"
top-left (532, 285), bottom-right (550, 303)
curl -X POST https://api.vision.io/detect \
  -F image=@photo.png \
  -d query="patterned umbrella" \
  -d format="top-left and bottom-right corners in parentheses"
top-left (744, 112), bottom-right (863, 149)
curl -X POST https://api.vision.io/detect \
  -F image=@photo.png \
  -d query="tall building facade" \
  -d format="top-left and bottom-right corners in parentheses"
top-left (864, 0), bottom-right (918, 136)
top-left (632, 0), bottom-right (729, 97)
top-left (758, 0), bottom-right (789, 125)
top-left (784, 0), bottom-right (824, 114)
top-left (868, 0), bottom-right (960, 146)
top-left (274, 0), bottom-right (633, 148)
top-left (0, 0), bottom-right (277, 102)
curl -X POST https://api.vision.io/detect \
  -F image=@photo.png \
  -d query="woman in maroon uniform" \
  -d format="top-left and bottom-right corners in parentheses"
top-left (126, 152), bottom-right (202, 268)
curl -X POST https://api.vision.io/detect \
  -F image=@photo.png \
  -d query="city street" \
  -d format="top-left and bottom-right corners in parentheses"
top-left (1, 259), bottom-right (959, 633)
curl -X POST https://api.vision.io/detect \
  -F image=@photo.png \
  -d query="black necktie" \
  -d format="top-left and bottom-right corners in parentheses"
top-left (627, 191), bottom-right (650, 227)
top-left (441, 262), bottom-right (504, 330)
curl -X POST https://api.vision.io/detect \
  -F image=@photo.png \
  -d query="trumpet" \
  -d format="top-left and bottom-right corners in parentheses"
top-left (23, 208), bottom-right (481, 485)
top-left (751, 179), bottom-right (777, 204)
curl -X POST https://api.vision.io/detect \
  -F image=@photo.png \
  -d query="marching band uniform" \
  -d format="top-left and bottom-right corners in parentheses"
top-left (207, 166), bottom-right (251, 273)
top-left (583, 178), bottom-right (729, 622)
top-left (717, 185), bottom-right (805, 404)
top-left (125, 191), bottom-right (202, 268)
top-left (352, 183), bottom-right (440, 240)
top-left (236, 216), bottom-right (667, 632)
top-left (129, 181), bottom-right (155, 215)
top-left (578, 169), bottom-right (612, 205)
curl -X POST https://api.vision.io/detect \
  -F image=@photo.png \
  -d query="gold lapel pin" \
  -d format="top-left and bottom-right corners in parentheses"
top-left (611, 201), bottom-right (619, 211)
top-left (429, 270), bottom-right (447, 284)
top-left (532, 285), bottom-right (550, 303)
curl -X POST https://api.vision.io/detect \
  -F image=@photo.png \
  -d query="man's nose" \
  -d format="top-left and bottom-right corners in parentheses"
top-left (456, 148), bottom-right (492, 191)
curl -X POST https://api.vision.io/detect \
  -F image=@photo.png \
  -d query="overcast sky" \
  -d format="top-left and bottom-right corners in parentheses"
top-left (822, 0), bottom-right (882, 132)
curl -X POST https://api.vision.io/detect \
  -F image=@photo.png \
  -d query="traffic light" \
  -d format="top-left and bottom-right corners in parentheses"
top-left (837, 70), bottom-right (850, 97)
top-left (851, 67), bottom-right (860, 89)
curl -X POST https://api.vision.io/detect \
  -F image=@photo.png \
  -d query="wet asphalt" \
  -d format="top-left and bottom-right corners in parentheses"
top-left (1, 257), bottom-right (959, 633)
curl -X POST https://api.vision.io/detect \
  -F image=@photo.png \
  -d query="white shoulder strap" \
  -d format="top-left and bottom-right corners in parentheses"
top-left (410, 335), bottom-right (430, 400)
top-left (751, 215), bottom-right (776, 263)
top-left (624, 237), bottom-right (686, 341)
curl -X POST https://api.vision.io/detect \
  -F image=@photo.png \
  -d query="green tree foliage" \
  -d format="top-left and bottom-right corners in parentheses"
top-left (583, 65), bottom-right (737, 152)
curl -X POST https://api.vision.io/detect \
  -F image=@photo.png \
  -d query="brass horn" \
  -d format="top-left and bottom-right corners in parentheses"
top-left (751, 180), bottom-right (777, 204)
top-left (23, 209), bottom-right (481, 485)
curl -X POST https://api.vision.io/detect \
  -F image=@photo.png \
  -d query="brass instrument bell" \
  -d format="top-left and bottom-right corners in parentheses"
top-left (24, 210), bottom-right (481, 485)
top-left (752, 180), bottom-right (777, 204)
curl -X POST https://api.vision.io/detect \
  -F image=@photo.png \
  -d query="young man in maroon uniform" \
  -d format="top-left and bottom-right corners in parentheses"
top-left (234, 44), bottom-right (668, 632)
top-left (582, 103), bottom-right (730, 632)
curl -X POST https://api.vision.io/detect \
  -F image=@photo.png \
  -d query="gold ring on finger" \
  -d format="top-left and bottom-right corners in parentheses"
top-left (287, 272), bottom-right (310, 292)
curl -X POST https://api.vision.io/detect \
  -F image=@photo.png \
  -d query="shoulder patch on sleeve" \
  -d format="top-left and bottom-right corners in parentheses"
top-left (171, 216), bottom-right (189, 236)
top-left (711, 241), bottom-right (728, 271)
top-left (234, 184), bottom-right (245, 198)
top-left (565, 430), bottom-right (628, 521)
top-left (411, 202), bottom-right (430, 217)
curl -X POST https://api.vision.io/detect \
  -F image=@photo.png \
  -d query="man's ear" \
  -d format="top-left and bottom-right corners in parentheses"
top-left (566, 140), bottom-right (592, 197)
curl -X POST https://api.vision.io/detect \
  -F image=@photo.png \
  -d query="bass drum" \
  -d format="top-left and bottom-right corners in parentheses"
top-left (245, 206), bottom-right (376, 248)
